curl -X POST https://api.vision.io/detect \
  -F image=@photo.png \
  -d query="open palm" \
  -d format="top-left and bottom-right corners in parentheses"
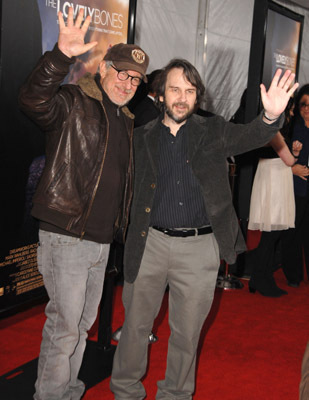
top-left (58, 7), bottom-right (97, 58)
top-left (260, 69), bottom-right (299, 119)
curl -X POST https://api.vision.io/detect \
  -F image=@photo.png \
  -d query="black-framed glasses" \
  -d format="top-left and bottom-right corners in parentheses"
top-left (111, 65), bottom-right (142, 86)
top-left (300, 102), bottom-right (309, 109)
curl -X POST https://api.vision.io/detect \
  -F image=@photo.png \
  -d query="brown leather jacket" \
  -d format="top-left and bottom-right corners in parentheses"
top-left (19, 45), bottom-right (134, 242)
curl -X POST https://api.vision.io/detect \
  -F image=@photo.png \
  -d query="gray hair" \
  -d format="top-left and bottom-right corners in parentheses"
top-left (97, 60), bottom-right (113, 73)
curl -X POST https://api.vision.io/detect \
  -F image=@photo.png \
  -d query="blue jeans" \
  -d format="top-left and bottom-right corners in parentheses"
top-left (34, 230), bottom-right (110, 400)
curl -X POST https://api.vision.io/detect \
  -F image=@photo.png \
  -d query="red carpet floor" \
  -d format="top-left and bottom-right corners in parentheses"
top-left (1, 265), bottom-right (308, 400)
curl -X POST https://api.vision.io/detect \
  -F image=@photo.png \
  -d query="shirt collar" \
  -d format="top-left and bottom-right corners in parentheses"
top-left (159, 118), bottom-right (187, 136)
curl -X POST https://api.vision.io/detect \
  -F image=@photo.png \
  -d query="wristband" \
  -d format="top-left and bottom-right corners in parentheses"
top-left (263, 111), bottom-right (278, 122)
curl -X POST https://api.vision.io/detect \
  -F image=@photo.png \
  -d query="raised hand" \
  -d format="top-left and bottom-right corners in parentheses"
top-left (58, 7), bottom-right (97, 58)
top-left (260, 69), bottom-right (299, 121)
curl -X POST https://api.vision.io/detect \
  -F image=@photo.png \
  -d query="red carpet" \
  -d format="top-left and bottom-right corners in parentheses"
top-left (1, 262), bottom-right (308, 399)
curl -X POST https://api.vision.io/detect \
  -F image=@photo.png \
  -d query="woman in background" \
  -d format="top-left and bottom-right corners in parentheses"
top-left (247, 99), bottom-right (301, 297)
top-left (282, 84), bottom-right (309, 287)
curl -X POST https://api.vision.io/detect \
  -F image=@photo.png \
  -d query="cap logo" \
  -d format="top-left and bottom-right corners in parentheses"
top-left (131, 49), bottom-right (146, 64)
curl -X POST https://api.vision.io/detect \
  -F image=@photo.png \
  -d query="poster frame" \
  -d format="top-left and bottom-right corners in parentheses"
top-left (261, 0), bottom-right (304, 96)
top-left (127, 0), bottom-right (137, 44)
top-left (0, 0), bottom-right (138, 316)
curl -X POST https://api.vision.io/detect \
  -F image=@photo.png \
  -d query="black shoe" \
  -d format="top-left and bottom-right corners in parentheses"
top-left (249, 277), bottom-right (287, 298)
top-left (287, 281), bottom-right (300, 288)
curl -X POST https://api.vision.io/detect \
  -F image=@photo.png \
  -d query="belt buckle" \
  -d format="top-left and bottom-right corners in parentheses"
top-left (181, 229), bottom-right (191, 237)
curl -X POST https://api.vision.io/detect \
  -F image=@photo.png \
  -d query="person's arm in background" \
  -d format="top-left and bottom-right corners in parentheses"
top-left (292, 141), bottom-right (309, 180)
top-left (269, 132), bottom-right (301, 166)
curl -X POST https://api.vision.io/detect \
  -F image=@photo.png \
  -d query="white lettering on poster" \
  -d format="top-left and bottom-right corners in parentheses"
top-left (273, 52), bottom-right (296, 70)
top-left (55, 1), bottom-right (124, 29)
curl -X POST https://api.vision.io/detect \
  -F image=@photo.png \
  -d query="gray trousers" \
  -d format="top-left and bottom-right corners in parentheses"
top-left (110, 227), bottom-right (220, 400)
top-left (34, 230), bottom-right (110, 400)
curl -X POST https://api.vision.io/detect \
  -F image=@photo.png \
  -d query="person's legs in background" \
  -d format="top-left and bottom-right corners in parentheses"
top-left (248, 231), bottom-right (287, 297)
top-left (282, 194), bottom-right (309, 286)
top-left (301, 201), bottom-right (309, 281)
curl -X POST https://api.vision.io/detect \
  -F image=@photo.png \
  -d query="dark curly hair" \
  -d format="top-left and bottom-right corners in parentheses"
top-left (294, 83), bottom-right (309, 119)
top-left (154, 59), bottom-right (205, 111)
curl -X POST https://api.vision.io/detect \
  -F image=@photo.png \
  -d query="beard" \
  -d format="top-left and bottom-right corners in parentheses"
top-left (165, 101), bottom-right (195, 124)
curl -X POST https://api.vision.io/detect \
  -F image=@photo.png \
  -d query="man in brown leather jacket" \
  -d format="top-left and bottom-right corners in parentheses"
top-left (18, 8), bottom-right (149, 400)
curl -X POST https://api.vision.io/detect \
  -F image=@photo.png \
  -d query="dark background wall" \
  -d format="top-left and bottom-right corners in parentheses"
top-left (0, 1), bottom-right (47, 313)
top-left (0, 0), bottom-right (44, 257)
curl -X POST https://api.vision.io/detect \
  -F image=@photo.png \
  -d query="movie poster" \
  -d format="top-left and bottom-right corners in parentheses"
top-left (262, 7), bottom-right (302, 89)
top-left (38, 0), bottom-right (130, 83)
top-left (0, 0), bottom-right (131, 313)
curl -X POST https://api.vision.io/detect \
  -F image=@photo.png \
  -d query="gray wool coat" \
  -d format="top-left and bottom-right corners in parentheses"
top-left (123, 112), bottom-right (283, 283)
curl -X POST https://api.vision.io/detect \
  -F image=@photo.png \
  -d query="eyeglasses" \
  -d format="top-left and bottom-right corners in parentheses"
top-left (111, 65), bottom-right (142, 86)
top-left (300, 102), bottom-right (309, 109)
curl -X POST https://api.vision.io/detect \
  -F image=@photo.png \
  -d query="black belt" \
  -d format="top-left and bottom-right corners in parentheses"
top-left (152, 226), bottom-right (212, 237)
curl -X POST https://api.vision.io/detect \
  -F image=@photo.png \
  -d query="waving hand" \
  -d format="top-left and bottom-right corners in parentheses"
top-left (58, 7), bottom-right (97, 58)
top-left (260, 69), bottom-right (299, 123)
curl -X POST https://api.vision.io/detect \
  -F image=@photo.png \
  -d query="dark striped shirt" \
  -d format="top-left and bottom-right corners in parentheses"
top-left (149, 121), bottom-right (209, 228)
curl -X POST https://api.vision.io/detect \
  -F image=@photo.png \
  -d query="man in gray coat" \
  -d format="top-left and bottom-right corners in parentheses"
top-left (110, 59), bottom-right (298, 400)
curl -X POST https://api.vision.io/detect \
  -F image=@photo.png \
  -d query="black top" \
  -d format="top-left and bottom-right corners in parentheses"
top-left (255, 145), bottom-right (278, 159)
top-left (83, 87), bottom-right (129, 243)
top-left (149, 121), bottom-right (209, 228)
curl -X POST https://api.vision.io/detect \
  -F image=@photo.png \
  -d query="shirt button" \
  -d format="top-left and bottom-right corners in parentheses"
top-left (151, 183), bottom-right (156, 189)
top-left (179, 202), bottom-right (183, 206)
top-left (141, 231), bottom-right (146, 237)
top-left (145, 207), bottom-right (151, 213)
top-left (177, 180), bottom-right (180, 185)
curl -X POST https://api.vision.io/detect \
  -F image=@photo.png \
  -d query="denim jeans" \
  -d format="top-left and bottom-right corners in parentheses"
top-left (34, 230), bottom-right (110, 400)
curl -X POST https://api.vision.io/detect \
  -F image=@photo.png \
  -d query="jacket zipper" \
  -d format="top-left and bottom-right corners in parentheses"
top-left (122, 122), bottom-right (134, 238)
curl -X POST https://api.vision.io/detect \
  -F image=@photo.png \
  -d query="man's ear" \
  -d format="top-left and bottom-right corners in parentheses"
top-left (159, 95), bottom-right (164, 103)
top-left (99, 61), bottom-right (107, 78)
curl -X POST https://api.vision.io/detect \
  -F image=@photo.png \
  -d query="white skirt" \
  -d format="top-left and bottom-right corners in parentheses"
top-left (248, 158), bottom-right (295, 231)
